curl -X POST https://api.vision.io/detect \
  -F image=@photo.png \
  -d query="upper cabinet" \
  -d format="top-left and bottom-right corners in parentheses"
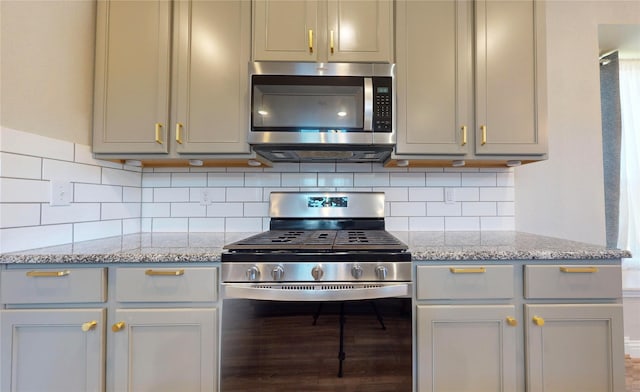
top-left (394, 0), bottom-right (547, 164)
top-left (93, 0), bottom-right (251, 157)
top-left (252, 0), bottom-right (393, 63)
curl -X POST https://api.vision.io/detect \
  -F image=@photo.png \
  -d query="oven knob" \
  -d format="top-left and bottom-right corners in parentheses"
top-left (271, 266), bottom-right (285, 281)
top-left (375, 266), bottom-right (388, 280)
top-left (311, 265), bottom-right (324, 281)
top-left (351, 264), bottom-right (364, 279)
top-left (246, 266), bottom-right (261, 281)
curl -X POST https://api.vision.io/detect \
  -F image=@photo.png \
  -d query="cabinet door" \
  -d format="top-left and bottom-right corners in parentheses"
top-left (93, 0), bottom-right (171, 154)
top-left (0, 308), bottom-right (106, 392)
top-left (395, 0), bottom-right (471, 155)
top-left (525, 304), bottom-right (625, 392)
top-left (252, 0), bottom-right (319, 61)
top-left (474, 0), bottom-right (547, 155)
top-left (111, 308), bottom-right (218, 392)
top-left (172, 0), bottom-right (251, 154)
top-left (326, 0), bottom-right (393, 63)
top-left (416, 304), bottom-right (517, 392)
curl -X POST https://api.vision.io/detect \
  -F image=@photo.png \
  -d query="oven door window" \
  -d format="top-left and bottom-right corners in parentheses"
top-left (252, 75), bottom-right (364, 132)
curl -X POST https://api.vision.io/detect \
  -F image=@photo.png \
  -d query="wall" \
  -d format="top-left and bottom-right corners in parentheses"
top-left (0, 127), bottom-right (515, 253)
top-left (0, 1), bottom-right (95, 145)
top-left (515, 0), bottom-right (640, 246)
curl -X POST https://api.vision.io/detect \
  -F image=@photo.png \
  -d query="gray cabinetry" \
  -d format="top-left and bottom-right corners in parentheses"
top-left (93, 0), bottom-right (251, 158)
top-left (394, 0), bottom-right (547, 165)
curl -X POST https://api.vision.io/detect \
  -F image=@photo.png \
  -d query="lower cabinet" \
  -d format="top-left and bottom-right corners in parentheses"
top-left (415, 262), bottom-right (625, 392)
top-left (0, 308), bottom-right (106, 392)
top-left (0, 264), bottom-right (219, 392)
top-left (416, 304), bottom-right (517, 391)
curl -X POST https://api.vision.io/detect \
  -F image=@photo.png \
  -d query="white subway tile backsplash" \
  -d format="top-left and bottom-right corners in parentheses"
top-left (225, 217), bottom-right (263, 232)
top-left (427, 202), bottom-right (462, 216)
top-left (189, 218), bottom-right (225, 232)
top-left (264, 162), bottom-right (300, 172)
top-left (154, 188), bottom-right (190, 203)
top-left (318, 173), bottom-right (353, 187)
top-left (226, 187), bottom-right (262, 202)
top-left (481, 216), bottom-right (515, 231)
top-left (244, 172), bottom-right (281, 187)
top-left (462, 202), bottom-right (497, 216)
top-left (123, 218), bottom-right (141, 235)
top-left (409, 188), bottom-right (443, 202)
top-left (142, 172), bottom-right (171, 187)
top-left (74, 220), bottom-right (122, 242)
top-left (390, 202), bottom-right (426, 217)
top-left (390, 172), bottom-right (425, 187)
top-left (208, 173), bottom-right (244, 187)
top-left (445, 217), bottom-right (480, 231)
top-left (497, 201), bottom-right (515, 216)
top-left (300, 162), bottom-right (336, 172)
top-left (244, 202), bottom-right (269, 217)
top-left (480, 187), bottom-right (515, 202)
top-left (102, 203), bottom-right (141, 220)
top-left (262, 187), bottom-right (299, 201)
top-left (384, 217), bottom-right (409, 231)
top-left (42, 203), bottom-right (100, 224)
top-left (497, 172), bottom-right (515, 186)
top-left (0, 178), bottom-right (49, 203)
top-left (189, 187), bottom-right (225, 203)
top-left (152, 218), bottom-right (189, 232)
top-left (374, 187), bottom-right (408, 202)
top-left (208, 203), bottom-right (243, 217)
top-left (123, 187), bottom-right (142, 203)
top-left (0, 152), bottom-right (42, 179)
top-left (43, 159), bottom-right (101, 183)
top-left (0, 224), bottom-right (73, 253)
top-left (282, 172), bottom-right (317, 187)
top-left (171, 173), bottom-right (207, 187)
top-left (75, 184), bottom-right (122, 203)
top-left (0, 204), bottom-right (40, 228)
top-left (1, 127), bottom-right (73, 161)
top-left (102, 167), bottom-right (141, 187)
top-left (142, 188), bottom-right (153, 202)
top-left (354, 172), bottom-right (389, 187)
top-left (461, 172), bottom-right (497, 187)
top-left (337, 162), bottom-right (372, 173)
top-left (426, 172), bottom-right (461, 187)
top-left (453, 187), bottom-right (480, 201)
top-left (171, 203), bottom-right (206, 217)
top-left (409, 217), bottom-right (445, 231)
top-left (142, 203), bottom-right (170, 217)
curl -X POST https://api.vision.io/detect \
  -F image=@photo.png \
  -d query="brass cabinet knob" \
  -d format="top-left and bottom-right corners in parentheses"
top-left (112, 321), bottom-right (126, 332)
top-left (532, 316), bottom-right (545, 326)
top-left (506, 317), bottom-right (517, 327)
top-left (81, 320), bottom-right (98, 332)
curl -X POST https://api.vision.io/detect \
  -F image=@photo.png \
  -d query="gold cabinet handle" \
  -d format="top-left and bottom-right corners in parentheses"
top-left (330, 30), bottom-right (335, 54)
top-left (82, 320), bottom-right (98, 332)
top-left (145, 269), bottom-right (185, 276)
top-left (461, 125), bottom-right (467, 146)
top-left (155, 123), bottom-right (164, 144)
top-left (560, 266), bottom-right (599, 273)
top-left (532, 316), bottom-right (545, 326)
top-left (26, 270), bottom-right (70, 277)
top-left (308, 29), bottom-right (313, 54)
top-left (506, 317), bottom-right (517, 327)
top-left (449, 267), bottom-right (486, 274)
top-left (176, 122), bottom-right (183, 144)
top-left (112, 322), bottom-right (126, 332)
top-left (480, 125), bottom-right (487, 145)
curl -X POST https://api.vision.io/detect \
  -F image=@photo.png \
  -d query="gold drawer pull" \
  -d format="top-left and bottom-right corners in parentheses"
top-left (112, 321), bottom-right (126, 332)
top-left (155, 123), bottom-right (163, 144)
top-left (145, 269), bottom-right (185, 276)
top-left (82, 321), bottom-right (98, 332)
top-left (506, 317), bottom-right (517, 327)
top-left (330, 30), bottom-right (335, 54)
top-left (176, 122), bottom-right (183, 144)
top-left (532, 316), bottom-right (545, 326)
top-left (461, 125), bottom-right (467, 146)
top-left (560, 266), bottom-right (599, 273)
top-left (449, 267), bottom-right (486, 274)
top-left (480, 125), bottom-right (487, 145)
top-left (26, 270), bottom-right (70, 277)
top-left (308, 29), bottom-right (313, 54)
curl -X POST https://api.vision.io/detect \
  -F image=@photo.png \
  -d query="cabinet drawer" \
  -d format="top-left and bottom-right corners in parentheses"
top-left (524, 265), bottom-right (621, 299)
top-left (1, 268), bottom-right (106, 304)
top-left (115, 267), bottom-right (217, 302)
top-left (416, 265), bottom-right (514, 300)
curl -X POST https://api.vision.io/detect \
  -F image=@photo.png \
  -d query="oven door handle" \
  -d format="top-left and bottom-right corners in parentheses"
top-left (222, 283), bottom-right (411, 302)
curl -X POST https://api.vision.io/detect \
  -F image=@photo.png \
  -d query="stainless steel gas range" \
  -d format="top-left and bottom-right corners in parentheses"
top-left (220, 192), bottom-right (412, 301)
top-left (219, 192), bottom-right (413, 390)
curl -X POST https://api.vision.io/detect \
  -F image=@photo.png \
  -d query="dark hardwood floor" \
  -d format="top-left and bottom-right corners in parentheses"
top-left (220, 299), bottom-right (413, 392)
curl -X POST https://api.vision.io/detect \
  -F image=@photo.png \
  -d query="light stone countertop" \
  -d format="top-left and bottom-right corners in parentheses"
top-left (0, 231), bottom-right (631, 264)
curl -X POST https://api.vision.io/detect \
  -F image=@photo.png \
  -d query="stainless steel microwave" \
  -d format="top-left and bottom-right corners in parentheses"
top-left (248, 62), bottom-right (396, 163)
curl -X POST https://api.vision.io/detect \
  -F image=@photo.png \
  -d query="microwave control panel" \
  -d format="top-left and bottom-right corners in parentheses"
top-left (373, 77), bottom-right (393, 132)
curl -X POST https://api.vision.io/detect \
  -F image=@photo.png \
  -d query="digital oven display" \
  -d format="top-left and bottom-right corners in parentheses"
top-left (307, 197), bottom-right (348, 208)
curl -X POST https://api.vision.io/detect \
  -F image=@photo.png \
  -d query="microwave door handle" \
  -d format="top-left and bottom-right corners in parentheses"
top-left (364, 77), bottom-right (373, 131)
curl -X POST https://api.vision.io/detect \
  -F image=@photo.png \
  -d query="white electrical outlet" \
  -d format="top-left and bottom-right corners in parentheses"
top-left (444, 188), bottom-right (455, 204)
top-left (50, 180), bottom-right (72, 206)
top-left (200, 189), bottom-right (213, 206)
